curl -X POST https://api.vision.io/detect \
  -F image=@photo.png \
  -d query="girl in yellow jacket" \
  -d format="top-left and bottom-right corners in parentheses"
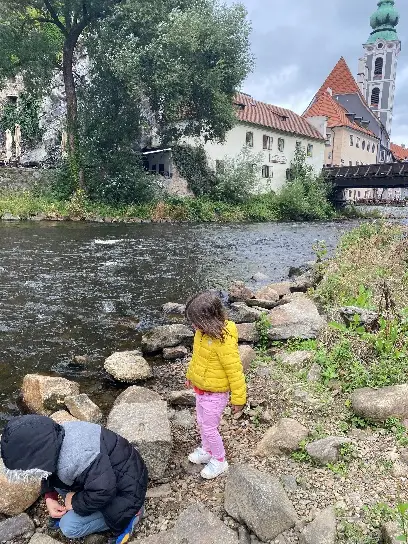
top-left (185, 291), bottom-right (247, 479)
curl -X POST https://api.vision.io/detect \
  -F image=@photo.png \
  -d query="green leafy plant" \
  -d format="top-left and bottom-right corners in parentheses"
top-left (291, 440), bottom-right (312, 463)
top-left (396, 502), bottom-right (408, 541)
top-left (256, 313), bottom-right (272, 352)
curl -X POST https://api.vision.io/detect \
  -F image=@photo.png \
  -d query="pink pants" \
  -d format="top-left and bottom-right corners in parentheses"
top-left (196, 391), bottom-right (229, 460)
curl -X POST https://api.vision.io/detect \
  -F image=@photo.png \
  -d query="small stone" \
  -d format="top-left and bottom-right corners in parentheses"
top-left (142, 324), bottom-right (194, 353)
top-left (392, 461), bottom-right (408, 477)
top-left (162, 302), bottom-right (186, 315)
top-left (29, 535), bottom-right (61, 544)
top-left (256, 418), bottom-right (309, 456)
top-left (307, 363), bottom-right (322, 382)
top-left (300, 507), bottom-right (336, 544)
top-left (306, 437), bottom-right (351, 465)
top-left (22, 374), bottom-right (80, 415)
top-left (114, 386), bottom-right (161, 406)
top-left (251, 272), bottom-right (270, 282)
top-left (104, 351), bottom-right (152, 383)
top-left (168, 390), bottom-right (196, 407)
top-left (0, 514), bottom-right (34, 543)
top-left (246, 299), bottom-right (283, 310)
top-left (50, 410), bottom-right (79, 424)
top-left (146, 484), bottom-right (172, 499)
top-left (65, 393), bottom-right (103, 423)
top-left (73, 355), bottom-right (90, 366)
top-left (229, 281), bottom-right (255, 302)
top-left (239, 344), bottom-right (257, 372)
top-left (280, 475), bottom-right (298, 492)
top-left (163, 346), bottom-right (188, 360)
top-left (229, 302), bottom-right (263, 324)
top-left (277, 351), bottom-right (314, 367)
top-left (340, 306), bottom-right (379, 328)
top-left (236, 323), bottom-right (259, 343)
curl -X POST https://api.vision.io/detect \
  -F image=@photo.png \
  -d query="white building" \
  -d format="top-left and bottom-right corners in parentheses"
top-left (144, 93), bottom-right (326, 195)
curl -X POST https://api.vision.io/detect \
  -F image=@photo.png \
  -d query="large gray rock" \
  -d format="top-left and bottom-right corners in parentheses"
top-left (236, 323), bottom-right (259, 343)
top-left (224, 464), bottom-right (298, 541)
top-left (114, 386), bottom-right (161, 406)
top-left (107, 401), bottom-right (172, 479)
top-left (300, 507), bottom-right (336, 544)
top-left (163, 346), bottom-right (188, 360)
top-left (351, 385), bottom-right (408, 422)
top-left (277, 351), bottom-right (314, 368)
top-left (21, 374), bottom-right (80, 415)
top-left (137, 503), bottom-right (238, 544)
top-left (255, 285), bottom-right (280, 302)
top-left (239, 344), bottom-right (257, 372)
top-left (256, 418), bottom-right (309, 457)
top-left (0, 458), bottom-right (41, 515)
top-left (51, 410), bottom-right (79, 424)
top-left (268, 294), bottom-right (326, 340)
top-left (229, 302), bottom-right (263, 324)
top-left (306, 437), bottom-right (351, 465)
top-left (104, 351), bottom-right (152, 383)
top-left (65, 393), bottom-right (102, 423)
top-left (259, 282), bottom-right (292, 298)
top-left (246, 298), bottom-right (283, 310)
top-left (142, 325), bottom-right (194, 353)
top-left (251, 272), bottom-right (270, 282)
top-left (29, 535), bottom-right (61, 544)
top-left (229, 281), bottom-right (255, 303)
top-left (340, 306), bottom-right (379, 328)
top-left (168, 390), bottom-right (196, 407)
top-left (0, 514), bottom-right (34, 543)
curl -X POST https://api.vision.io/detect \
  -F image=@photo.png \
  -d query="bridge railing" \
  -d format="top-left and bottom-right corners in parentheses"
top-left (325, 163), bottom-right (408, 180)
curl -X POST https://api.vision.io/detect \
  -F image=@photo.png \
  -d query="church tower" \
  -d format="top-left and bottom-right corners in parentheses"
top-left (357, 1), bottom-right (401, 136)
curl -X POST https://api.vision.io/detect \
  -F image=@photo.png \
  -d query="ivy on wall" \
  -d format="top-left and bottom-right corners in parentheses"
top-left (0, 93), bottom-right (43, 146)
top-left (172, 144), bottom-right (217, 196)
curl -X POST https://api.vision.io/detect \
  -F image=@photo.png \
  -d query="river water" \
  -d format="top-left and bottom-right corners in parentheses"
top-left (0, 219), bottom-right (368, 427)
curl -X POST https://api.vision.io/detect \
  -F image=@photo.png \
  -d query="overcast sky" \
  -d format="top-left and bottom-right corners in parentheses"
top-left (228, 0), bottom-right (408, 145)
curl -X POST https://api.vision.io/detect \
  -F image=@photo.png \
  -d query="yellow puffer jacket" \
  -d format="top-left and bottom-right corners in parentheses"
top-left (186, 321), bottom-right (247, 406)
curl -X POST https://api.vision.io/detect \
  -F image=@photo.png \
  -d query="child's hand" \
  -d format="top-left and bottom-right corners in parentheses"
top-left (185, 380), bottom-right (191, 389)
top-left (232, 405), bottom-right (244, 414)
top-left (46, 498), bottom-right (67, 518)
top-left (65, 492), bottom-right (75, 511)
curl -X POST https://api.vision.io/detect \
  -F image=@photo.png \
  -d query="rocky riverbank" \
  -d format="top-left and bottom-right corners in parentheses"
top-left (1, 222), bottom-right (408, 544)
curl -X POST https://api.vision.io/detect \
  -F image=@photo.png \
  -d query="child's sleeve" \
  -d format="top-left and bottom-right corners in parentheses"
top-left (217, 332), bottom-right (247, 406)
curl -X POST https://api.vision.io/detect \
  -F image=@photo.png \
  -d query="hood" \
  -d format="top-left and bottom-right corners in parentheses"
top-left (1, 415), bottom-right (64, 481)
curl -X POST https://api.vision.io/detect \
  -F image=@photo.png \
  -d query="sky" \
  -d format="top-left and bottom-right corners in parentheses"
top-left (227, 0), bottom-right (408, 145)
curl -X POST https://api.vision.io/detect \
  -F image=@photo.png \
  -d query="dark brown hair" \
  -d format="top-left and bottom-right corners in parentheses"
top-left (185, 291), bottom-right (227, 340)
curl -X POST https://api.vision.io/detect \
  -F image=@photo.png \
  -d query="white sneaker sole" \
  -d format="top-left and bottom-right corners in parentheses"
top-left (200, 465), bottom-right (229, 480)
top-left (188, 454), bottom-right (212, 465)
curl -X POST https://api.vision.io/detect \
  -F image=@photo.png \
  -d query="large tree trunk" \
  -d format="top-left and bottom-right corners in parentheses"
top-left (62, 35), bottom-right (84, 189)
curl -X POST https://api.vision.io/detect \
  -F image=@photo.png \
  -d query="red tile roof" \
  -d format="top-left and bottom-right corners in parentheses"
top-left (234, 93), bottom-right (325, 141)
top-left (316, 57), bottom-right (362, 97)
top-left (304, 90), bottom-right (377, 138)
top-left (391, 143), bottom-right (408, 161)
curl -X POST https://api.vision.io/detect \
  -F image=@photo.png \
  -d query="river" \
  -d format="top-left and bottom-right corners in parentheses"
top-left (0, 219), bottom-right (369, 427)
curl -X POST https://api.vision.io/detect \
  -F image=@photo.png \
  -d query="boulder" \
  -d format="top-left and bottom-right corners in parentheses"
top-left (260, 282), bottom-right (292, 298)
top-left (142, 325), bottom-right (194, 353)
top-left (65, 393), bottom-right (103, 423)
top-left (224, 464), bottom-right (298, 541)
top-left (0, 458), bottom-right (41, 516)
top-left (239, 345), bottom-right (257, 372)
top-left (300, 507), bottom-right (336, 544)
top-left (137, 503), bottom-right (238, 544)
top-left (306, 437), bottom-right (351, 465)
top-left (229, 302), bottom-right (263, 324)
top-left (307, 363), bottom-right (322, 382)
top-left (268, 294), bottom-right (326, 340)
top-left (107, 401), bottom-right (172, 479)
top-left (340, 306), bottom-right (379, 328)
top-left (0, 514), bottom-right (34, 543)
top-left (163, 346), bottom-right (188, 360)
top-left (256, 418), bottom-right (309, 457)
top-left (255, 285), bottom-right (280, 302)
top-left (51, 410), bottom-right (79, 424)
top-left (277, 351), bottom-right (314, 367)
top-left (251, 272), bottom-right (270, 282)
top-left (288, 262), bottom-right (315, 278)
top-left (104, 351), bottom-right (152, 383)
top-left (114, 386), bottom-right (161, 406)
top-left (162, 302), bottom-right (186, 315)
top-left (351, 385), bottom-right (408, 422)
top-left (21, 374), bottom-right (80, 415)
top-left (236, 323), bottom-right (259, 343)
top-left (172, 410), bottom-right (195, 429)
top-left (29, 536), bottom-right (61, 544)
top-left (382, 521), bottom-right (402, 544)
top-left (1, 213), bottom-right (20, 221)
top-left (291, 271), bottom-right (315, 293)
top-left (168, 390), bottom-right (196, 407)
top-left (246, 298), bottom-right (283, 310)
top-left (229, 281), bottom-right (255, 303)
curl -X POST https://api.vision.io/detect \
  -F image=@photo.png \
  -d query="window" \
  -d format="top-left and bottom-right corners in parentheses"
top-left (358, 191), bottom-right (361, 198)
top-left (151, 164), bottom-right (157, 172)
top-left (326, 133), bottom-right (332, 146)
top-left (380, 150), bottom-right (386, 162)
top-left (307, 144), bottom-right (313, 157)
top-left (349, 191), bottom-right (352, 198)
top-left (374, 57), bottom-right (383, 77)
top-left (216, 160), bottom-right (225, 174)
top-left (328, 152), bottom-right (332, 159)
top-left (356, 137), bottom-right (360, 149)
top-left (371, 87), bottom-right (380, 107)
top-left (278, 138), bottom-right (285, 152)
top-left (362, 140), bottom-right (366, 150)
top-left (296, 141), bottom-right (301, 150)
top-left (356, 161), bottom-right (359, 166)
top-left (263, 135), bottom-right (272, 150)
top-left (159, 164), bottom-right (165, 174)
top-left (262, 165), bottom-right (270, 178)
top-left (378, 42), bottom-right (384, 49)
top-left (246, 131), bottom-right (254, 147)
top-left (372, 143), bottom-right (376, 153)
top-left (350, 135), bottom-right (354, 146)
top-left (349, 161), bottom-right (353, 166)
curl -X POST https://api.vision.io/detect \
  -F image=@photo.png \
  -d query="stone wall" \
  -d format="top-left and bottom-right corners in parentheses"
top-left (0, 167), bottom-right (56, 191)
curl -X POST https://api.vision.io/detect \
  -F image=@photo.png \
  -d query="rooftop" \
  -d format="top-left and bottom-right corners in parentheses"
top-left (316, 57), bottom-right (362, 97)
top-left (391, 143), bottom-right (408, 161)
top-left (234, 93), bottom-right (325, 141)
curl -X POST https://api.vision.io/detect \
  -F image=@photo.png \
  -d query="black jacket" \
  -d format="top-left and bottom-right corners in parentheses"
top-left (1, 415), bottom-right (148, 535)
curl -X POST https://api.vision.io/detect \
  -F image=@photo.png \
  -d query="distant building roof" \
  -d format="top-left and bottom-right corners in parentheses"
top-left (391, 142), bottom-right (408, 161)
top-left (316, 57), bottom-right (362, 97)
top-left (234, 92), bottom-right (325, 141)
top-left (304, 90), bottom-right (377, 138)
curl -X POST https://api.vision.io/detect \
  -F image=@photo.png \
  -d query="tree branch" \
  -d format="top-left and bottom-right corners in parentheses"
top-left (42, 0), bottom-right (68, 36)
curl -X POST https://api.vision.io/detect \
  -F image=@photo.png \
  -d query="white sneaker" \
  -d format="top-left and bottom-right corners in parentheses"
top-left (188, 447), bottom-right (212, 465)
top-left (200, 458), bottom-right (229, 479)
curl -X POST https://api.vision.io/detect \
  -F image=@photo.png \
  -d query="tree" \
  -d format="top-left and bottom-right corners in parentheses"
top-left (0, 0), bottom-right (125, 186)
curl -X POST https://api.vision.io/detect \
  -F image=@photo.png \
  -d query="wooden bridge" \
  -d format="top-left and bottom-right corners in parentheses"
top-left (324, 163), bottom-right (408, 189)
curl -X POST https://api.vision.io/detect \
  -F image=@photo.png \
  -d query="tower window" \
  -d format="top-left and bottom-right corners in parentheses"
top-left (377, 43), bottom-right (384, 49)
top-left (350, 135), bottom-right (354, 146)
top-left (371, 87), bottom-right (380, 107)
top-left (374, 57), bottom-right (383, 77)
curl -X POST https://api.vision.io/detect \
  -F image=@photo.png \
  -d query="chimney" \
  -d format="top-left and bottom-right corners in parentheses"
top-left (327, 87), bottom-right (333, 96)
top-left (402, 144), bottom-right (406, 149)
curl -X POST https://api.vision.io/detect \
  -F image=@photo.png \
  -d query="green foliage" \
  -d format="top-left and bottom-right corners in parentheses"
top-left (255, 313), bottom-right (272, 351)
top-left (291, 440), bottom-right (312, 463)
top-left (364, 502), bottom-right (396, 529)
top-left (0, 93), bottom-right (43, 145)
top-left (338, 520), bottom-right (377, 544)
top-left (396, 502), bottom-right (408, 541)
top-left (384, 418), bottom-right (408, 446)
top-left (312, 240), bottom-right (328, 263)
top-left (341, 285), bottom-right (374, 309)
top-left (172, 145), bottom-right (216, 197)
